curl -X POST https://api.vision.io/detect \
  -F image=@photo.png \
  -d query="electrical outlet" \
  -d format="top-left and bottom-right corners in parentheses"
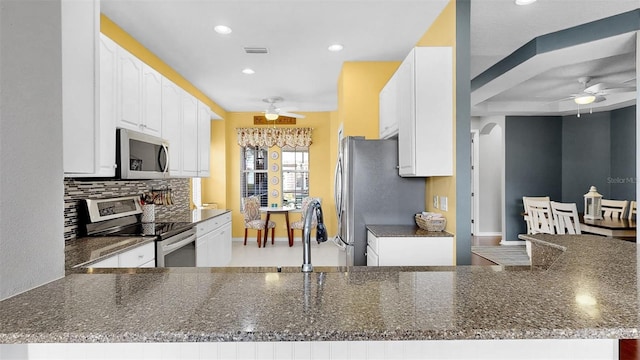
top-left (433, 195), bottom-right (439, 209)
top-left (440, 196), bottom-right (448, 211)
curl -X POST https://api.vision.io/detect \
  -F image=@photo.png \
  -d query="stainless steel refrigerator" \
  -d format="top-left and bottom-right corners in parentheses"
top-left (333, 136), bottom-right (426, 266)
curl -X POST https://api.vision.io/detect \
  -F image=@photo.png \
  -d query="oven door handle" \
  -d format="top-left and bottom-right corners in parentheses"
top-left (162, 233), bottom-right (196, 255)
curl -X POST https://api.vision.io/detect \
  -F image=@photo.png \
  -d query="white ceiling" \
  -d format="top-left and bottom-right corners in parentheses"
top-left (100, 0), bottom-right (639, 117)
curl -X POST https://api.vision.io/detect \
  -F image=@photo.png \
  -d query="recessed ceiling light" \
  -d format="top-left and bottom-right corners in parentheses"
top-left (242, 68), bottom-right (255, 75)
top-left (515, 0), bottom-right (537, 5)
top-left (328, 44), bottom-right (344, 52)
top-left (214, 25), bottom-right (232, 35)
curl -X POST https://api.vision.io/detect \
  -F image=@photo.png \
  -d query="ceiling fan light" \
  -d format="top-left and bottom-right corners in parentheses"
top-left (514, 0), bottom-right (536, 5)
top-left (265, 112), bottom-right (278, 121)
top-left (214, 25), bottom-right (232, 35)
top-left (574, 95), bottom-right (596, 105)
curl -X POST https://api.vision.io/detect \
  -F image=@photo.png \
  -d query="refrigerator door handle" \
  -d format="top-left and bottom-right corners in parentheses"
top-left (333, 155), bottom-right (343, 220)
top-left (332, 236), bottom-right (347, 251)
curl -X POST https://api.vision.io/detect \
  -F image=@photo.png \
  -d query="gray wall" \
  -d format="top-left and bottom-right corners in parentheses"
top-left (561, 112), bottom-right (611, 211)
top-left (505, 116), bottom-right (563, 241)
top-left (610, 105), bottom-right (637, 201)
top-left (1, 0), bottom-right (65, 300)
top-left (504, 106), bottom-right (636, 242)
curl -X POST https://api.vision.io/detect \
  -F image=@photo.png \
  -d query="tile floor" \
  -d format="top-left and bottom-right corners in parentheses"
top-left (228, 238), bottom-right (342, 267)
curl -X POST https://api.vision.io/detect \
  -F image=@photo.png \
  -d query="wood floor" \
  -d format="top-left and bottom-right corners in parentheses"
top-left (471, 235), bottom-right (501, 265)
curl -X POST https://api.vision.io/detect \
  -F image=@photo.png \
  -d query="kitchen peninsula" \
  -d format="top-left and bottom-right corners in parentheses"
top-left (0, 234), bottom-right (638, 358)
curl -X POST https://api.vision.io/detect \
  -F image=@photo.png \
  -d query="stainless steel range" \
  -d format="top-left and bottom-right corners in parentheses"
top-left (82, 196), bottom-right (196, 267)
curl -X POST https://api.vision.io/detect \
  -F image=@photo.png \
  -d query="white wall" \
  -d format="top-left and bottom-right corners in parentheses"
top-left (0, 0), bottom-right (65, 300)
top-left (478, 122), bottom-right (503, 234)
top-left (471, 116), bottom-right (505, 238)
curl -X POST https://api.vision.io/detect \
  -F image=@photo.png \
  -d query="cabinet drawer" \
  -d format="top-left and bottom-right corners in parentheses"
top-left (88, 254), bottom-right (119, 268)
top-left (197, 212), bottom-right (231, 235)
top-left (118, 242), bottom-right (155, 267)
top-left (367, 231), bottom-right (378, 253)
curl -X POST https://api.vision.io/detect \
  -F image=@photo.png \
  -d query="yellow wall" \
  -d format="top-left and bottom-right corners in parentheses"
top-left (416, 1), bottom-right (457, 259)
top-left (337, 62), bottom-right (401, 138)
top-left (225, 113), bottom-right (335, 241)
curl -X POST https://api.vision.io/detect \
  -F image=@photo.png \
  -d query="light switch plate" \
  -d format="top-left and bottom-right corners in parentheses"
top-left (433, 196), bottom-right (439, 209)
top-left (440, 196), bottom-right (448, 211)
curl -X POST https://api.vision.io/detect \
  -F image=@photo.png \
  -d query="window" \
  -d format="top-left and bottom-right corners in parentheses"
top-left (281, 146), bottom-right (309, 209)
top-left (240, 146), bottom-right (268, 207)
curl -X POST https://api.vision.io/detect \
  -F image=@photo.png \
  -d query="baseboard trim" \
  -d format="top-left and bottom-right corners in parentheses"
top-left (500, 240), bottom-right (526, 245)
top-left (473, 231), bottom-right (503, 237)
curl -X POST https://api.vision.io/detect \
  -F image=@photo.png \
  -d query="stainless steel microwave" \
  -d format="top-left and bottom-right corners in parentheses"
top-left (116, 128), bottom-right (169, 179)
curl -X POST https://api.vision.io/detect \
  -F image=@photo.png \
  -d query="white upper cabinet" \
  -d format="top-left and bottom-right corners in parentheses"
top-left (396, 47), bottom-right (453, 177)
top-left (62, 0), bottom-right (100, 175)
top-left (97, 34), bottom-right (118, 177)
top-left (141, 64), bottom-right (163, 138)
top-left (161, 77), bottom-right (183, 176)
top-left (379, 71), bottom-right (398, 139)
top-left (116, 46), bottom-right (143, 131)
top-left (116, 46), bottom-right (162, 137)
top-left (197, 102), bottom-right (212, 178)
top-left (181, 92), bottom-right (199, 177)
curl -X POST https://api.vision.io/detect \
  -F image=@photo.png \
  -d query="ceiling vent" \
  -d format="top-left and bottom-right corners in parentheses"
top-left (244, 47), bottom-right (269, 54)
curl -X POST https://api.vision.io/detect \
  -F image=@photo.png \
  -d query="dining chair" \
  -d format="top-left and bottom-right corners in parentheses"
top-left (522, 196), bottom-right (550, 234)
top-left (601, 199), bottom-right (629, 219)
top-left (289, 197), bottom-right (320, 244)
top-left (526, 199), bottom-right (555, 235)
top-left (242, 196), bottom-right (275, 247)
top-left (628, 201), bottom-right (636, 221)
top-left (550, 201), bottom-right (581, 234)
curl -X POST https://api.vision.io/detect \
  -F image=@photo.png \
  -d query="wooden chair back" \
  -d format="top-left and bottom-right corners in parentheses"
top-left (628, 201), bottom-right (636, 221)
top-left (550, 201), bottom-right (581, 234)
top-left (527, 199), bottom-right (555, 234)
top-left (522, 196), bottom-right (551, 234)
top-left (601, 199), bottom-right (628, 219)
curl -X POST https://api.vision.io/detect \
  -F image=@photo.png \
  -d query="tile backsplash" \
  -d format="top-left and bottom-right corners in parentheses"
top-left (64, 178), bottom-right (190, 241)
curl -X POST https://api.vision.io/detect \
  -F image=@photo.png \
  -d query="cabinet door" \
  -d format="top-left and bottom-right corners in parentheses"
top-left (61, 0), bottom-right (99, 174)
top-left (197, 101), bottom-right (211, 177)
top-left (212, 222), bottom-right (232, 266)
top-left (142, 64), bottom-right (163, 138)
top-left (98, 34), bottom-right (117, 177)
top-left (161, 78), bottom-right (182, 176)
top-left (366, 245), bottom-right (379, 266)
top-left (397, 52), bottom-right (415, 176)
top-left (414, 47), bottom-right (453, 176)
top-left (195, 231), bottom-right (214, 267)
top-left (379, 75), bottom-right (398, 139)
top-left (181, 93), bottom-right (199, 177)
top-left (117, 46), bottom-right (143, 131)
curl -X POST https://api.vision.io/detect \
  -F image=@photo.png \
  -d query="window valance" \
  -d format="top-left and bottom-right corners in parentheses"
top-left (236, 127), bottom-right (313, 148)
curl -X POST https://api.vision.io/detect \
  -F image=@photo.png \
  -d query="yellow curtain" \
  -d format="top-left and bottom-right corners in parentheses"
top-left (236, 127), bottom-right (313, 148)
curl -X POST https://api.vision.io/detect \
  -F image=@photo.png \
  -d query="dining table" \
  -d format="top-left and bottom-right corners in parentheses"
top-left (260, 206), bottom-right (294, 247)
top-left (579, 213), bottom-right (636, 238)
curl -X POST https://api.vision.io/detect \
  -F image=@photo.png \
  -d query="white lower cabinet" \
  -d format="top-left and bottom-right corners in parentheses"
top-left (366, 230), bottom-right (454, 266)
top-left (89, 242), bottom-right (155, 268)
top-left (366, 245), bottom-right (379, 266)
top-left (196, 213), bottom-right (232, 267)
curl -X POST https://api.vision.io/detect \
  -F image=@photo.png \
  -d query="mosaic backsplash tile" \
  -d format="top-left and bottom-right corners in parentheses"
top-left (64, 178), bottom-right (190, 241)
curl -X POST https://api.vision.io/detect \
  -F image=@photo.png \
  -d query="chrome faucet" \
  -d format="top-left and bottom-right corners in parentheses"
top-left (301, 199), bottom-right (327, 272)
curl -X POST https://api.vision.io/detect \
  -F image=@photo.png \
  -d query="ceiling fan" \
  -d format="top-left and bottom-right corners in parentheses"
top-left (561, 76), bottom-right (636, 106)
top-left (262, 97), bottom-right (305, 120)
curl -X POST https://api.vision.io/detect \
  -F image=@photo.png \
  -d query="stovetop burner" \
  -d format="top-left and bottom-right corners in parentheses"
top-left (95, 221), bottom-right (193, 240)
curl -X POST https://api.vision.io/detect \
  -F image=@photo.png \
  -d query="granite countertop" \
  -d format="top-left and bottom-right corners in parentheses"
top-left (2, 233), bottom-right (638, 343)
top-left (367, 224), bottom-right (454, 237)
top-left (66, 209), bottom-right (231, 270)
